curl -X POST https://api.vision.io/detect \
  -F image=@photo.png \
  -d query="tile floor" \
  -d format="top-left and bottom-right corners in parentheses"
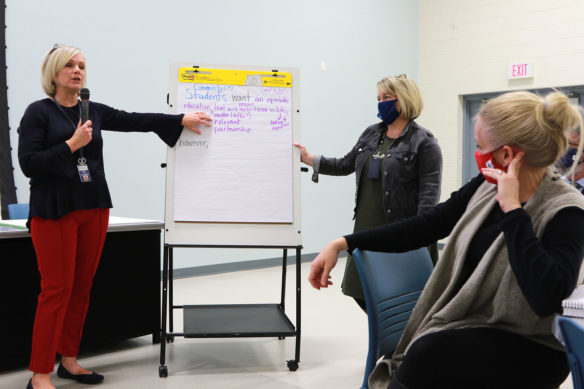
top-left (0, 258), bottom-right (574, 389)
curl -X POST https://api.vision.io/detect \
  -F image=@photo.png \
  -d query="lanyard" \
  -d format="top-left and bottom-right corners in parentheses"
top-left (53, 98), bottom-right (86, 164)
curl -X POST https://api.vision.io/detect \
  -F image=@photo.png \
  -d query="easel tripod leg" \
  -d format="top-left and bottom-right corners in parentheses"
top-left (159, 245), bottom-right (169, 377)
top-left (279, 249), bottom-right (288, 340)
top-left (287, 246), bottom-right (301, 371)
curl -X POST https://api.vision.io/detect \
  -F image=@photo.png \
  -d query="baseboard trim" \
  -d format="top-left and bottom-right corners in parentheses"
top-left (166, 252), bottom-right (318, 279)
top-left (165, 242), bottom-right (445, 279)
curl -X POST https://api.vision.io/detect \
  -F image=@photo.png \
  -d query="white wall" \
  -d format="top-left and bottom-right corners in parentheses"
top-left (7, 0), bottom-right (419, 268)
top-left (418, 0), bottom-right (584, 200)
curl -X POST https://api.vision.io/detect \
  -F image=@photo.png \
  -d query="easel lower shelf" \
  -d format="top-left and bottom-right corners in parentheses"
top-left (181, 304), bottom-right (295, 337)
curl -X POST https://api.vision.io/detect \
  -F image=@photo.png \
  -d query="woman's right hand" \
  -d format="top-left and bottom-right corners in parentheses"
top-left (308, 237), bottom-right (348, 290)
top-left (293, 142), bottom-right (314, 166)
top-left (66, 119), bottom-right (93, 153)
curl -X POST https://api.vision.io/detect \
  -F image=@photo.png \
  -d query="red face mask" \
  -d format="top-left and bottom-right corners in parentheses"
top-left (474, 148), bottom-right (507, 184)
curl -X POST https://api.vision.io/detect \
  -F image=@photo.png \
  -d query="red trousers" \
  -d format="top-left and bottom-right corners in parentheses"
top-left (29, 208), bottom-right (109, 373)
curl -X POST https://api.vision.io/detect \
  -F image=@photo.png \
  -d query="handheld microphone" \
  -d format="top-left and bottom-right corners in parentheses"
top-left (80, 88), bottom-right (90, 124)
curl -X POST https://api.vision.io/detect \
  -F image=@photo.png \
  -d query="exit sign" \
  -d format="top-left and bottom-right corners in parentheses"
top-left (508, 62), bottom-right (534, 79)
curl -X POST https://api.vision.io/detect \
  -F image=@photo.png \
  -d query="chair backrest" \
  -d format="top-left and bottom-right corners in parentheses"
top-left (352, 248), bottom-right (434, 389)
top-left (558, 317), bottom-right (584, 389)
top-left (7, 203), bottom-right (29, 219)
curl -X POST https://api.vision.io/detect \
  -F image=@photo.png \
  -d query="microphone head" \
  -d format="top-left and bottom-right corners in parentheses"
top-left (80, 88), bottom-right (90, 101)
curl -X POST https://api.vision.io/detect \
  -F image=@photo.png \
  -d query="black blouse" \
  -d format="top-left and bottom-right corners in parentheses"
top-left (18, 98), bottom-right (184, 220)
top-left (345, 174), bottom-right (584, 316)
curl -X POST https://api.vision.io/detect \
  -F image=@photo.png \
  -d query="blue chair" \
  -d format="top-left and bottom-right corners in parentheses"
top-left (352, 248), bottom-right (434, 389)
top-left (557, 317), bottom-right (584, 389)
top-left (7, 203), bottom-right (29, 219)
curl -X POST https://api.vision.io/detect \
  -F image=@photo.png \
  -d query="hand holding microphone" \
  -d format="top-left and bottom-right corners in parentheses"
top-left (66, 88), bottom-right (93, 153)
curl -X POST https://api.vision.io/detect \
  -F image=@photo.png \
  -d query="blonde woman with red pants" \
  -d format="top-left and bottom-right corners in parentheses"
top-left (18, 44), bottom-right (212, 389)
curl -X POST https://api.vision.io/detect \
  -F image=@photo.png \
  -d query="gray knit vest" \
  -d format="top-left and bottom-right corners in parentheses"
top-left (369, 169), bottom-right (584, 388)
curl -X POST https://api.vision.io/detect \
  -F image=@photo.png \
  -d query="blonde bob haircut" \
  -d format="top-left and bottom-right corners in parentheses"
top-left (41, 44), bottom-right (85, 97)
top-left (478, 90), bottom-right (584, 175)
top-left (376, 74), bottom-right (424, 120)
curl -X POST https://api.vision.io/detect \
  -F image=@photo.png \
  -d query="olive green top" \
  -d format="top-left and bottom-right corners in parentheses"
top-left (341, 135), bottom-right (395, 300)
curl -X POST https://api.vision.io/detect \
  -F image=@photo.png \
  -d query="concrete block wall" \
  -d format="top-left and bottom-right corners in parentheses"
top-left (418, 0), bottom-right (584, 197)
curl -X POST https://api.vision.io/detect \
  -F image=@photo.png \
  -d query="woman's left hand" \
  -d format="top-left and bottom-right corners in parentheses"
top-left (481, 151), bottom-right (524, 213)
top-left (181, 112), bottom-right (213, 134)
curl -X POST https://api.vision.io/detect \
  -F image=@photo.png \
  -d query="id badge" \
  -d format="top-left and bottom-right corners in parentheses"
top-left (368, 157), bottom-right (381, 179)
top-left (77, 158), bottom-right (92, 183)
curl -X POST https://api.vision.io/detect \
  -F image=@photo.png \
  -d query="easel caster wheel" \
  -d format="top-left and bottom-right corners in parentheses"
top-left (166, 335), bottom-right (175, 343)
top-left (159, 365), bottom-right (168, 377)
top-left (286, 360), bottom-right (299, 371)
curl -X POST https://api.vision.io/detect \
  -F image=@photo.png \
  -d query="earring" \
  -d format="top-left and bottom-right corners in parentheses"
top-left (503, 162), bottom-right (507, 167)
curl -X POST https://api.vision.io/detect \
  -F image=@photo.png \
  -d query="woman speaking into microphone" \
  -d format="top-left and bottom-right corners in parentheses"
top-left (18, 44), bottom-right (211, 389)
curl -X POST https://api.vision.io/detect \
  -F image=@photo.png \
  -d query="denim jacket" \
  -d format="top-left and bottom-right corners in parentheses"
top-left (312, 121), bottom-right (442, 222)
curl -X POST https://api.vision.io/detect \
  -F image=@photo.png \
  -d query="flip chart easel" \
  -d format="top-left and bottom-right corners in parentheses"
top-left (164, 63), bottom-right (301, 246)
top-left (159, 63), bottom-right (303, 378)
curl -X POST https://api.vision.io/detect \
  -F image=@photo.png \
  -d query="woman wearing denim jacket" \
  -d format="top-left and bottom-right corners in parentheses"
top-left (294, 75), bottom-right (442, 311)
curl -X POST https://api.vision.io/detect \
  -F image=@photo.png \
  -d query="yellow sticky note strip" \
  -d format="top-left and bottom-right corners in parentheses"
top-left (179, 68), bottom-right (292, 88)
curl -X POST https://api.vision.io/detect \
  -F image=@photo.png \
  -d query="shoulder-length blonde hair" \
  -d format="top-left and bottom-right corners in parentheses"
top-left (376, 74), bottom-right (423, 120)
top-left (40, 44), bottom-right (85, 97)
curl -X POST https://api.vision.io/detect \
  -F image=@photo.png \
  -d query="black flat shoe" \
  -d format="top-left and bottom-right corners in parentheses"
top-left (26, 378), bottom-right (32, 389)
top-left (57, 363), bottom-right (104, 384)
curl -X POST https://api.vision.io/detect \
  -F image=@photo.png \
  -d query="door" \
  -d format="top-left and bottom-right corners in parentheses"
top-left (462, 86), bottom-right (584, 184)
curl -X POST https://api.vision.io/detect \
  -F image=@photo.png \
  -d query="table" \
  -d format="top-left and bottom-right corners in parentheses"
top-left (0, 216), bottom-right (163, 370)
